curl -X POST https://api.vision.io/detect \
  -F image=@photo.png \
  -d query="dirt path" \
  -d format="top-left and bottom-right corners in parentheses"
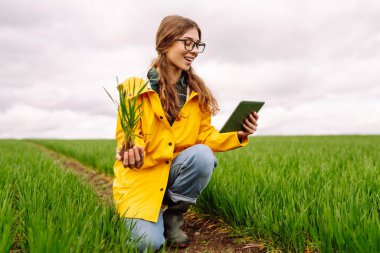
top-left (32, 143), bottom-right (265, 253)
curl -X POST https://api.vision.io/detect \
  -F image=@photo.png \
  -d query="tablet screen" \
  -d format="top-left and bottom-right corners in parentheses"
top-left (220, 101), bottom-right (264, 133)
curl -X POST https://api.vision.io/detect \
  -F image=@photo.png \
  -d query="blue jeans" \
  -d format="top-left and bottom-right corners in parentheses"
top-left (124, 144), bottom-right (218, 252)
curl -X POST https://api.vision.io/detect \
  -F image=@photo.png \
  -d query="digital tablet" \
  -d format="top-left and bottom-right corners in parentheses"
top-left (220, 101), bottom-right (265, 133)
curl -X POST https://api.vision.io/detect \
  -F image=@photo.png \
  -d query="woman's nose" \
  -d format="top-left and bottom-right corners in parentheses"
top-left (189, 46), bottom-right (199, 56)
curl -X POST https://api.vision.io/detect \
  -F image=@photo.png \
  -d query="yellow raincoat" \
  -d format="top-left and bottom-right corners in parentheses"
top-left (113, 77), bottom-right (249, 222)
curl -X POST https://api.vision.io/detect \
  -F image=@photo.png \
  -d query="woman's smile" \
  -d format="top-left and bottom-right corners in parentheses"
top-left (184, 56), bottom-right (194, 65)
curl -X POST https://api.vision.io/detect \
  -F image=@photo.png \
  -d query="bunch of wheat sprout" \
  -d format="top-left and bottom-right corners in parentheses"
top-left (104, 77), bottom-right (147, 152)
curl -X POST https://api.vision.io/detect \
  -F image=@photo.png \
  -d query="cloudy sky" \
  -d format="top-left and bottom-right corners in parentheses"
top-left (1, 0), bottom-right (379, 139)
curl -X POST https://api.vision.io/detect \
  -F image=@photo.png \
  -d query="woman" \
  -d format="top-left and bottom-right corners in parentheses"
top-left (113, 15), bottom-right (259, 252)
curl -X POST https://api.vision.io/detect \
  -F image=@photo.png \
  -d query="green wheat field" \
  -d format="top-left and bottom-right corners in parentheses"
top-left (1, 135), bottom-right (379, 252)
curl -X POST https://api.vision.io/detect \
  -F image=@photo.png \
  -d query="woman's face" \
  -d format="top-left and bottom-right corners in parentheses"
top-left (166, 27), bottom-right (200, 72)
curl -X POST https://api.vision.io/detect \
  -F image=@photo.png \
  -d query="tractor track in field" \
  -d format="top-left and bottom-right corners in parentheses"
top-left (31, 142), bottom-right (265, 253)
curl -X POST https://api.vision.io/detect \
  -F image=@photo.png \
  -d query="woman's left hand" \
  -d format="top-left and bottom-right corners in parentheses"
top-left (237, 111), bottom-right (259, 139)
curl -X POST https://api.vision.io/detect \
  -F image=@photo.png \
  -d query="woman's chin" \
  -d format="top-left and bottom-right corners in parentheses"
top-left (182, 64), bottom-right (191, 71)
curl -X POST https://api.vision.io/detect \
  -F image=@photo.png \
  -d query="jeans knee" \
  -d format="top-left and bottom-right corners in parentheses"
top-left (195, 145), bottom-right (217, 166)
top-left (124, 217), bottom-right (165, 252)
top-left (152, 234), bottom-right (165, 251)
top-left (138, 233), bottom-right (164, 252)
top-left (193, 145), bottom-right (217, 177)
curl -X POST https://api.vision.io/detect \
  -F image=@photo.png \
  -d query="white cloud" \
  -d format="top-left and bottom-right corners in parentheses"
top-left (0, 104), bottom-right (115, 139)
top-left (1, 0), bottom-right (379, 138)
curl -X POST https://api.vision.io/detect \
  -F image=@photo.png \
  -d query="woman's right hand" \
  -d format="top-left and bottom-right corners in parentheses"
top-left (118, 146), bottom-right (145, 169)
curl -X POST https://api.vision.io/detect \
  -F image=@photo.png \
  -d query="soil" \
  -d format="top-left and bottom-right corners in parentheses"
top-left (32, 143), bottom-right (266, 253)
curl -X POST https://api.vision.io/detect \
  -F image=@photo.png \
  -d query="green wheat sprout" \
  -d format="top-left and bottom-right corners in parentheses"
top-left (104, 77), bottom-right (147, 151)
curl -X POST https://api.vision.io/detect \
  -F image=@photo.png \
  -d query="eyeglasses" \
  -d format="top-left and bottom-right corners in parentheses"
top-left (174, 39), bottom-right (206, 53)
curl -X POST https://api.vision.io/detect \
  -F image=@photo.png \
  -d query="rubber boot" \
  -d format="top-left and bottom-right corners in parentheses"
top-left (163, 201), bottom-right (190, 248)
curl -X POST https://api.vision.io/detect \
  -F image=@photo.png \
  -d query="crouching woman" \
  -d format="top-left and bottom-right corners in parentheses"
top-left (113, 15), bottom-right (259, 252)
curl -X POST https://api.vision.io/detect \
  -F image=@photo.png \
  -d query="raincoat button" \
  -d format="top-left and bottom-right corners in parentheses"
top-left (160, 116), bottom-right (163, 119)
top-left (168, 142), bottom-right (172, 146)
top-left (165, 160), bottom-right (169, 164)
top-left (160, 188), bottom-right (164, 191)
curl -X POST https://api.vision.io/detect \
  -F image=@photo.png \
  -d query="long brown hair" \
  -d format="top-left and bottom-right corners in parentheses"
top-left (151, 15), bottom-right (219, 122)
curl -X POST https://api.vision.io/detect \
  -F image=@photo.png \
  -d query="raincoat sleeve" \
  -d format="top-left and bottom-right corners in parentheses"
top-left (196, 110), bottom-right (249, 152)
